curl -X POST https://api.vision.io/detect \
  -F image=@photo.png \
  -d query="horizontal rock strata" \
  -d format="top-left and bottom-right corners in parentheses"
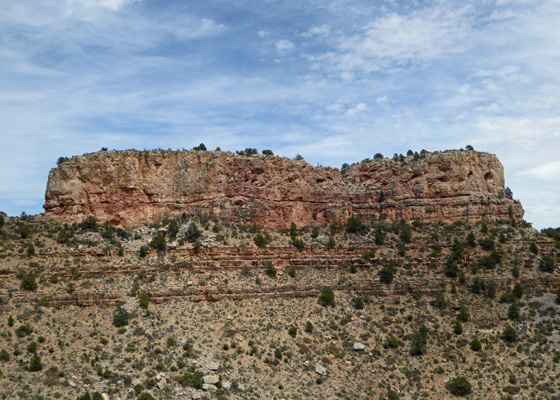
top-left (44, 149), bottom-right (523, 228)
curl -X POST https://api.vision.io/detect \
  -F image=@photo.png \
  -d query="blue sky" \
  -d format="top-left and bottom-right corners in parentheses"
top-left (1, 0), bottom-right (559, 229)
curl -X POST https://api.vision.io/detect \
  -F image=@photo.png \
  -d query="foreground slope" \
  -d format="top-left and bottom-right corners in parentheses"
top-left (0, 214), bottom-right (559, 400)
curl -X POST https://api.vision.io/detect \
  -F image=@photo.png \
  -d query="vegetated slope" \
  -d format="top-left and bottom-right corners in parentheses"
top-left (0, 213), bottom-right (559, 400)
top-left (44, 149), bottom-right (524, 229)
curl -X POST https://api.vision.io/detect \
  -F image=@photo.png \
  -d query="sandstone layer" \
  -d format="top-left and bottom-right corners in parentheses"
top-left (44, 149), bottom-right (524, 228)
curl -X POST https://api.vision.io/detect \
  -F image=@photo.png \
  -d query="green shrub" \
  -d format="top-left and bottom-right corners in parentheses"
top-left (287, 265), bottom-right (296, 277)
top-left (305, 321), bottom-right (314, 333)
top-left (386, 389), bottom-right (400, 400)
top-left (374, 226), bottom-right (385, 245)
top-left (15, 323), bottom-right (33, 337)
top-left (507, 301), bottom-right (520, 320)
top-left (28, 352), bottom-right (42, 371)
top-left (265, 262), bottom-right (277, 277)
top-left (167, 219), bottom-right (179, 238)
top-left (539, 255), bottom-right (555, 273)
top-left (318, 288), bottom-right (335, 307)
top-left (311, 227), bottom-right (319, 238)
top-left (19, 225), bottom-right (31, 239)
top-left (27, 341), bottom-right (37, 353)
top-left (409, 325), bottom-right (428, 356)
top-left (479, 237), bottom-right (495, 251)
top-left (453, 321), bottom-right (463, 335)
top-left (137, 393), bottom-right (155, 400)
top-left (384, 335), bottom-right (400, 349)
top-left (288, 326), bottom-right (298, 338)
top-left (502, 325), bottom-right (518, 343)
top-left (56, 230), bottom-right (68, 243)
top-left (0, 349), bottom-right (10, 362)
top-left (444, 257), bottom-right (459, 278)
top-left (186, 222), bottom-right (201, 242)
top-left (457, 305), bottom-right (469, 322)
top-left (529, 242), bottom-right (539, 254)
top-left (289, 222), bottom-right (298, 239)
top-left (193, 143), bottom-right (206, 151)
top-left (77, 392), bottom-right (92, 400)
top-left (139, 294), bottom-right (150, 309)
top-left (27, 243), bottom-right (36, 256)
top-left (470, 338), bottom-right (482, 352)
top-left (274, 348), bottom-right (282, 359)
top-left (448, 377), bottom-right (472, 396)
top-left (20, 272), bottom-right (38, 291)
top-left (466, 232), bottom-right (476, 246)
top-left (399, 224), bottom-right (412, 243)
top-left (346, 216), bottom-right (364, 234)
top-left (176, 371), bottom-right (204, 389)
top-left (112, 306), bottom-right (130, 328)
top-left (254, 233), bottom-right (267, 248)
top-left (139, 246), bottom-right (148, 258)
top-left (379, 264), bottom-right (394, 284)
top-left (291, 238), bottom-right (306, 251)
top-left (512, 282), bottom-right (523, 298)
top-left (150, 232), bottom-right (166, 251)
top-left (81, 216), bottom-right (98, 231)
top-left (353, 296), bottom-right (364, 310)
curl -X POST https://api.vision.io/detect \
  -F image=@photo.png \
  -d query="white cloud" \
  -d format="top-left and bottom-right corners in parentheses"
top-left (302, 24), bottom-right (330, 37)
top-left (375, 96), bottom-right (388, 104)
top-left (344, 102), bottom-right (367, 116)
top-left (67, 0), bottom-right (138, 11)
top-left (520, 161), bottom-right (560, 182)
top-left (312, 4), bottom-right (473, 75)
top-left (471, 65), bottom-right (528, 82)
top-left (1, 0), bottom-right (560, 229)
top-left (165, 17), bottom-right (226, 40)
top-left (275, 39), bottom-right (295, 51)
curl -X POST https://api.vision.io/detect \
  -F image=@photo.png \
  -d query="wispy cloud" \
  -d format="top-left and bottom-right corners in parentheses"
top-left (0, 0), bottom-right (559, 229)
top-left (275, 39), bottom-right (295, 51)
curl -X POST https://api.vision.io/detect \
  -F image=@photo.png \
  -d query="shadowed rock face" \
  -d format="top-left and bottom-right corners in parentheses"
top-left (44, 149), bottom-right (524, 228)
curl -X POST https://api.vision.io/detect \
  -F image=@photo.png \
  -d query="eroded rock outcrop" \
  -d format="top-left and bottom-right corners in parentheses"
top-left (44, 149), bottom-right (523, 228)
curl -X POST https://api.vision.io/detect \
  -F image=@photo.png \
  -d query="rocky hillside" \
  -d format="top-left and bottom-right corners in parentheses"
top-left (0, 211), bottom-right (559, 400)
top-left (44, 149), bottom-right (523, 229)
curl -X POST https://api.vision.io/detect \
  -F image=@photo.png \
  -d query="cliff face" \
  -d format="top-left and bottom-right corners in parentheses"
top-left (43, 149), bottom-right (524, 228)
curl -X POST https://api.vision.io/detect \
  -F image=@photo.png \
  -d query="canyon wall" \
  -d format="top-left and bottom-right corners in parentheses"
top-left (44, 149), bottom-right (524, 228)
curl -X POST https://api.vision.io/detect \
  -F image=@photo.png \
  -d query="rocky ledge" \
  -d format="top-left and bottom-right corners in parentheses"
top-left (44, 149), bottom-right (523, 228)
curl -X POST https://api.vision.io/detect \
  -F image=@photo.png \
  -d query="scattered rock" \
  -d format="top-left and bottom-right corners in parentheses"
top-left (156, 378), bottom-right (167, 390)
top-left (316, 235), bottom-right (330, 246)
top-left (202, 383), bottom-right (217, 392)
top-left (315, 363), bottom-right (327, 376)
top-left (203, 375), bottom-right (219, 385)
top-left (207, 361), bottom-right (219, 371)
top-left (353, 343), bottom-right (366, 351)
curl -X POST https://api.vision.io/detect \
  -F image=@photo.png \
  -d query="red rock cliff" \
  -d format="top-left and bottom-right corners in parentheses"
top-left (43, 149), bottom-right (524, 228)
